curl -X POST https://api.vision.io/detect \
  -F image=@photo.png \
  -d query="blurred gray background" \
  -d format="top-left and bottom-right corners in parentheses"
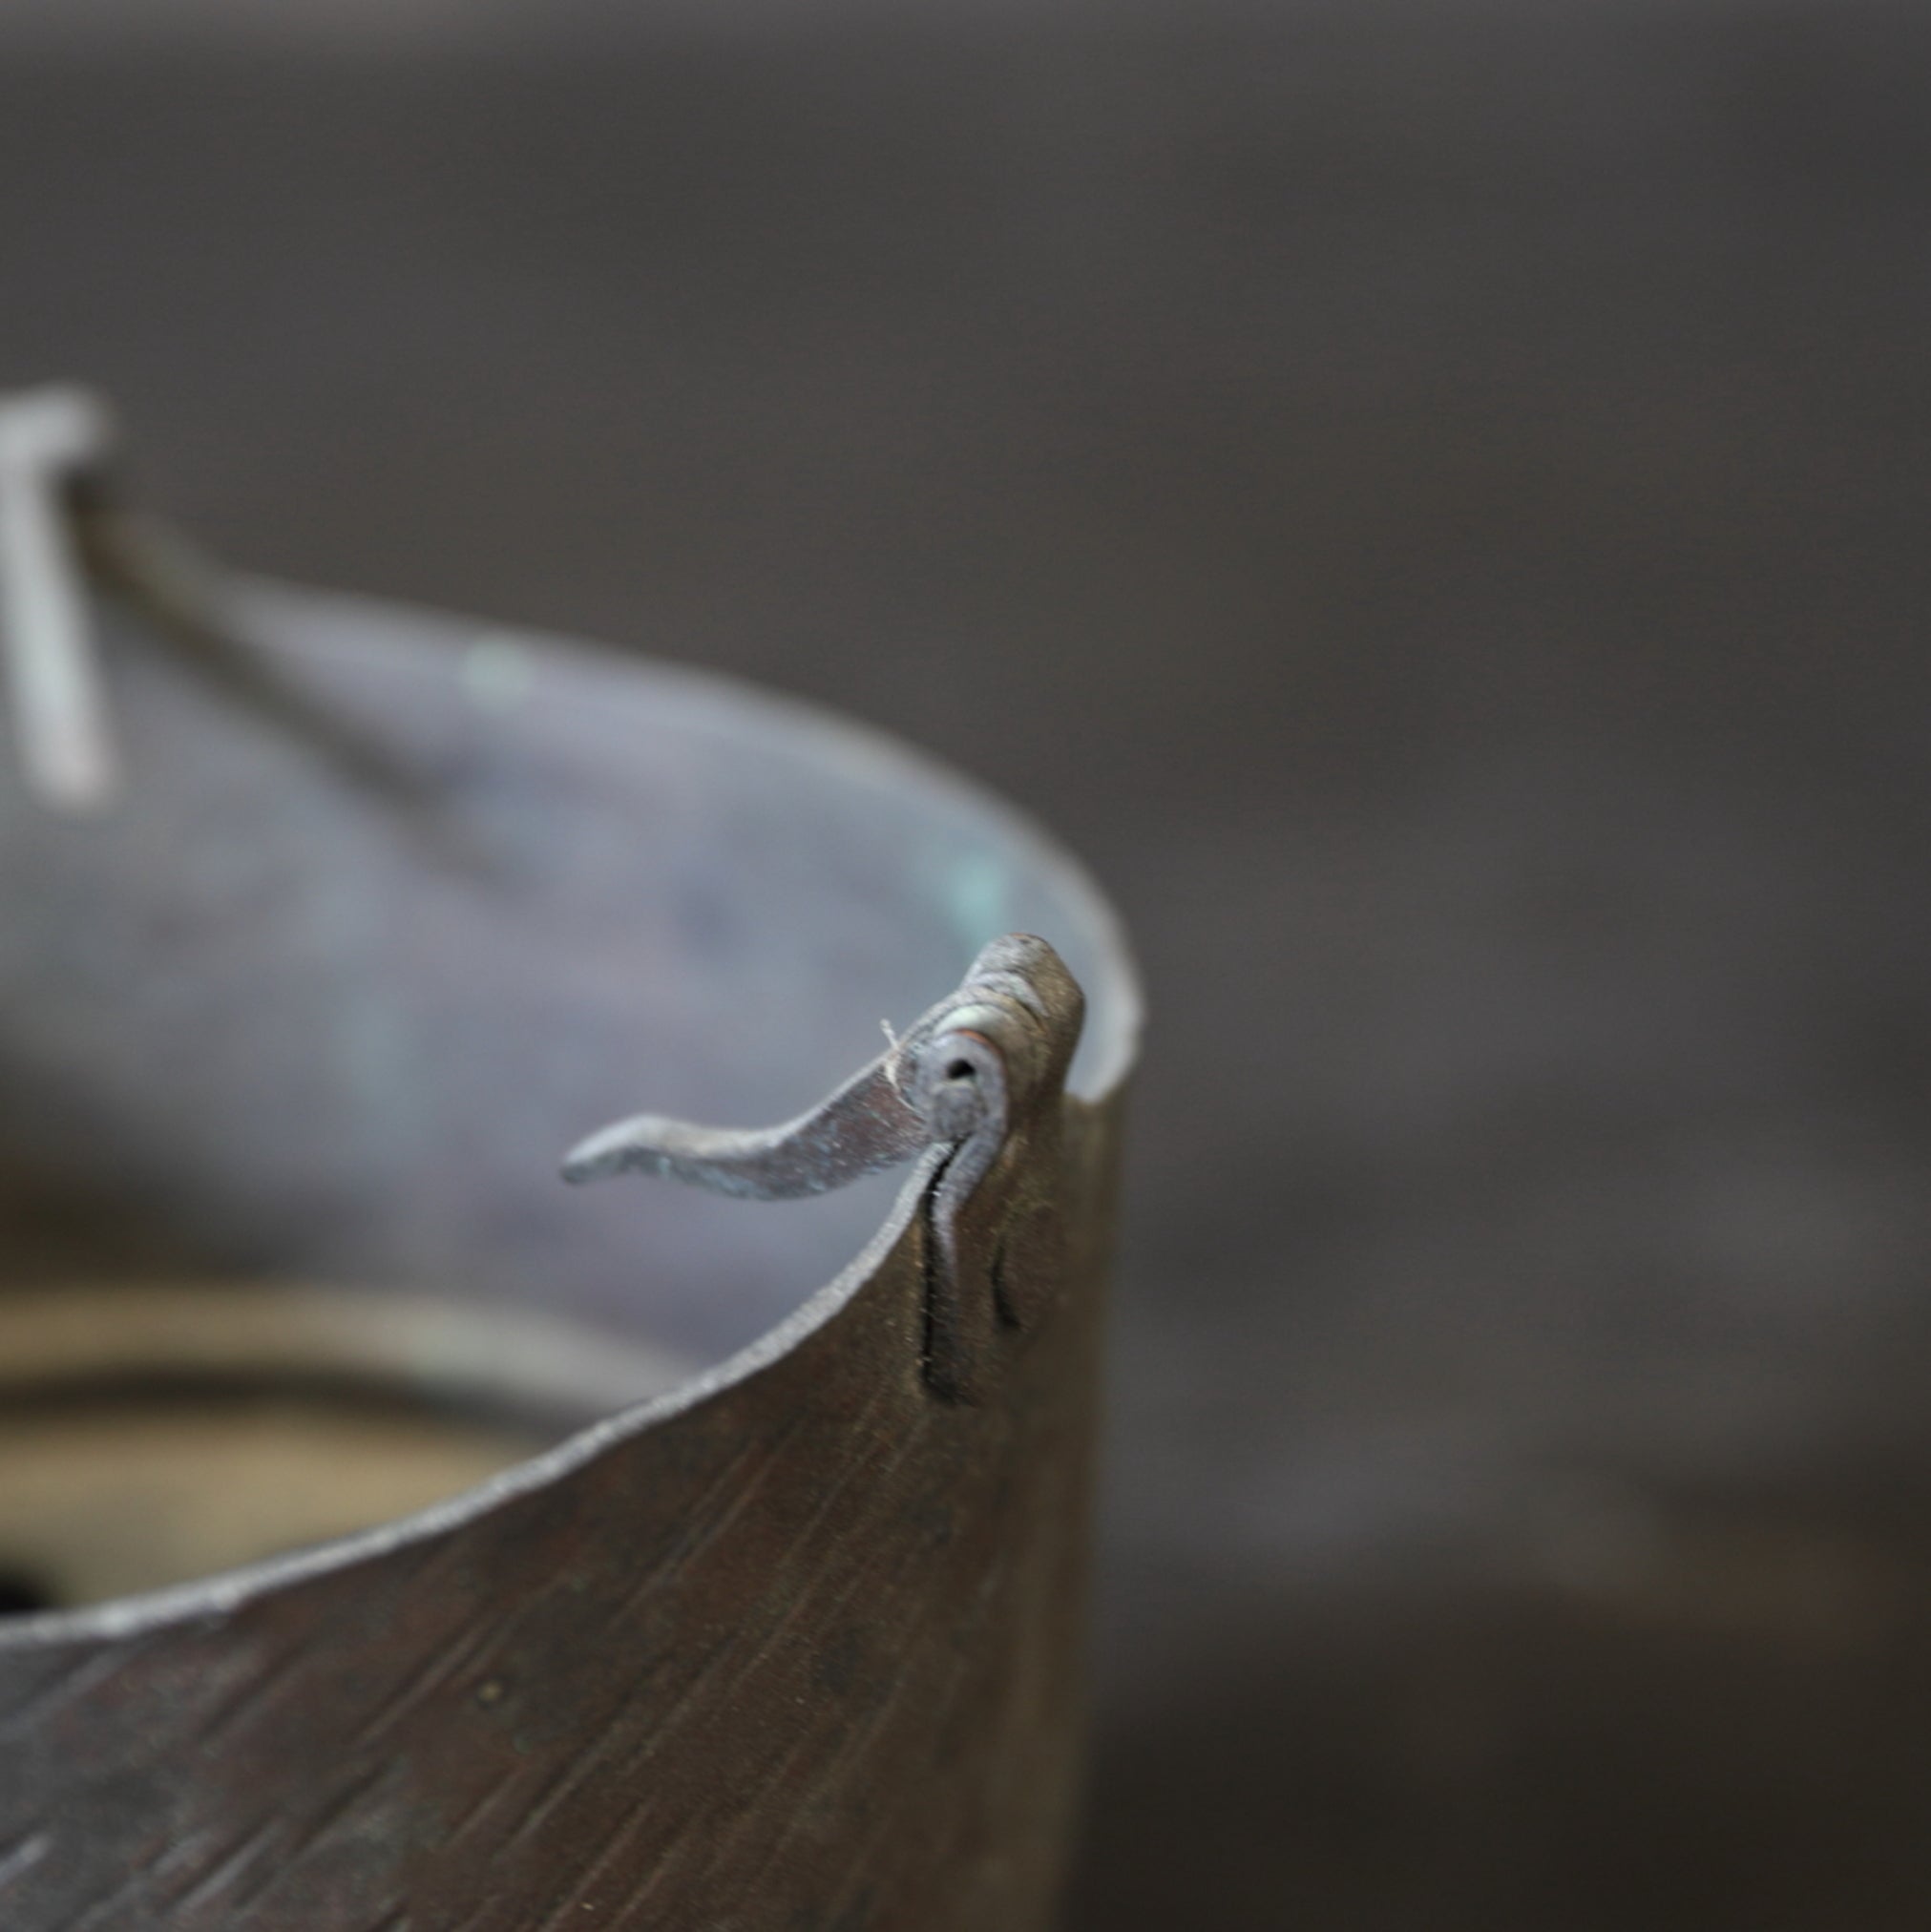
top-left (5, 3), bottom-right (1931, 1924)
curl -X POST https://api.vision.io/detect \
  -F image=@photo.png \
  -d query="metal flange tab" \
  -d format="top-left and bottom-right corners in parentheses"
top-left (564, 934), bottom-right (1086, 1400)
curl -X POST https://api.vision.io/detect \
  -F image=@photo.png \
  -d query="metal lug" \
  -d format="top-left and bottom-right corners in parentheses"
top-left (563, 933), bottom-right (1085, 1399)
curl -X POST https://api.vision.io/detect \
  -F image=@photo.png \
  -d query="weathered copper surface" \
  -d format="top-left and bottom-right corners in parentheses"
top-left (0, 576), bottom-right (1142, 1928)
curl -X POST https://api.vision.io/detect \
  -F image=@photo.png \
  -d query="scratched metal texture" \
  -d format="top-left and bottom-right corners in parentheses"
top-left (0, 1098), bottom-right (1118, 1929)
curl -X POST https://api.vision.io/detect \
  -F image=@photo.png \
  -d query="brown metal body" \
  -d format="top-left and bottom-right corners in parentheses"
top-left (0, 582), bottom-right (1141, 1928)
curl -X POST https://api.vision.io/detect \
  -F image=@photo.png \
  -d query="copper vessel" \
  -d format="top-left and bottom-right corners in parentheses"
top-left (0, 393), bottom-right (1142, 1929)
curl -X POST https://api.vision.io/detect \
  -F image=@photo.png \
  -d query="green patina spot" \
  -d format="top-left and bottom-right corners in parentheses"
top-left (943, 848), bottom-right (1012, 951)
top-left (459, 633), bottom-right (537, 713)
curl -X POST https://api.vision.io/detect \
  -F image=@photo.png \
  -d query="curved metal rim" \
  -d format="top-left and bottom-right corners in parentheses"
top-left (0, 580), bottom-right (1143, 1648)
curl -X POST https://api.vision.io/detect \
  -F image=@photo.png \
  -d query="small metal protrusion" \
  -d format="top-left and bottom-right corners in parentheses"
top-left (563, 934), bottom-right (1084, 1399)
top-left (0, 383), bottom-right (457, 838)
top-left (0, 385), bottom-right (119, 811)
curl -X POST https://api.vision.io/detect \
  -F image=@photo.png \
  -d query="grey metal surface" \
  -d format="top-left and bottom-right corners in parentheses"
top-left (0, 581), bottom-right (1139, 1927)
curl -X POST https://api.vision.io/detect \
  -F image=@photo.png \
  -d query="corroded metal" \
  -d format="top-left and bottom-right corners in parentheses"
top-left (0, 466), bottom-right (1141, 1929)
